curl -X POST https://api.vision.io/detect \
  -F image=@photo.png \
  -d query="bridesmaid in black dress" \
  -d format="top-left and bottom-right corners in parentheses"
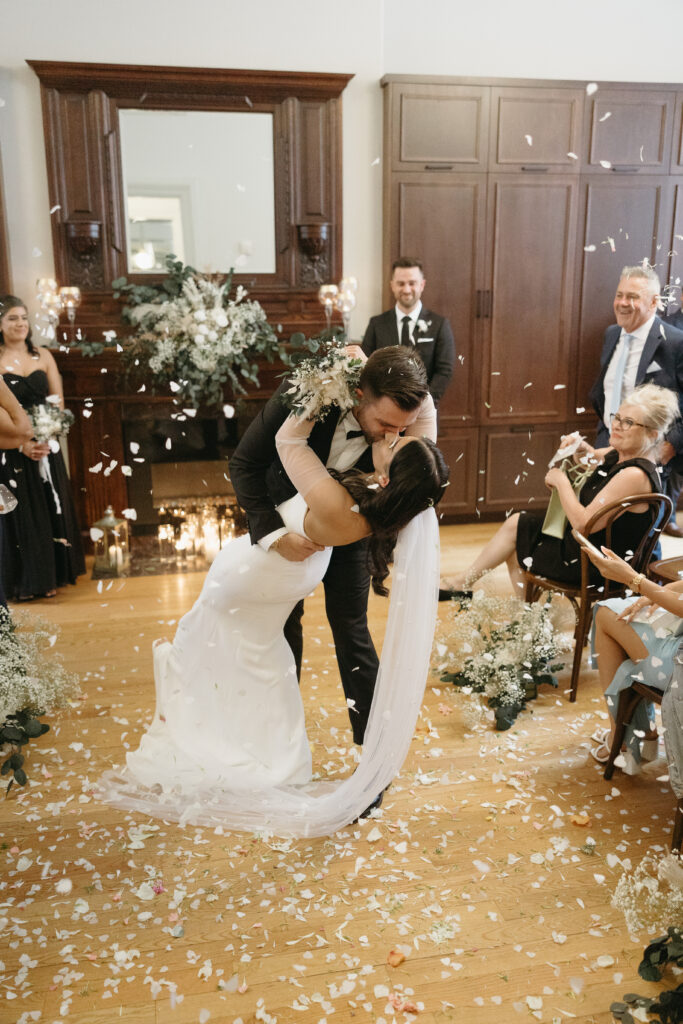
top-left (0, 295), bottom-right (85, 600)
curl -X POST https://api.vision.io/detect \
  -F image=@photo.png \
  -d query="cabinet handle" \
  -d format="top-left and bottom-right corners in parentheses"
top-left (476, 290), bottom-right (482, 318)
top-left (611, 166), bottom-right (640, 173)
top-left (484, 290), bottom-right (493, 319)
top-left (510, 424), bottom-right (535, 433)
top-left (424, 163), bottom-right (454, 170)
top-left (521, 165), bottom-right (549, 172)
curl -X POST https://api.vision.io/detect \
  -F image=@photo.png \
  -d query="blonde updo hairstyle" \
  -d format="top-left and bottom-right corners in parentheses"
top-left (621, 383), bottom-right (680, 459)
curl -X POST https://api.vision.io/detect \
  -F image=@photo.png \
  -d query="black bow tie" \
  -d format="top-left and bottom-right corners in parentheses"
top-left (346, 429), bottom-right (365, 440)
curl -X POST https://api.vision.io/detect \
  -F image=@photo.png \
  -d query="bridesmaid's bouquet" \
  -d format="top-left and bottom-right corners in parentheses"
top-left (28, 402), bottom-right (75, 445)
top-left (282, 337), bottom-right (363, 422)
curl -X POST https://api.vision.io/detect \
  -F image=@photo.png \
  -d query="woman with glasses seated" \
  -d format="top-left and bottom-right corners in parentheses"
top-left (441, 384), bottom-right (679, 598)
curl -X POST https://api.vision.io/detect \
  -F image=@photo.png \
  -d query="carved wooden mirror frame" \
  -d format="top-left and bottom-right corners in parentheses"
top-left (28, 61), bottom-right (352, 336)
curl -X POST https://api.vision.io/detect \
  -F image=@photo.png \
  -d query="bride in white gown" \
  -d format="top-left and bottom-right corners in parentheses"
top-left (99, 414), bottom-right (449, 836)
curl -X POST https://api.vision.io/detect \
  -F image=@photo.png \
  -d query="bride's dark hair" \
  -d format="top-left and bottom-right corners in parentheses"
top-left (336, 437), bottom-right (449, 595)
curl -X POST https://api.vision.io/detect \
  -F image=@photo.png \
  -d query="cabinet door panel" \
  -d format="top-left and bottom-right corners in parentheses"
top-left (660, 177), bottom-right (683, 313)
top-left (583, 89), bottom-right (674, 172)
top-left (490, 87), bottom-right (583, 171)
top-left (573, 176), bottom-right (674, 427)
top-left (434, 427), bottom-right (478, 516)
top-left (390, 174), bottom-right (487, 422)
top-left (480, 425), bottom-right (559, 512)
top-left (484, 176), bottom-right (578, 421)
top-left (388, 84), bottom-right (489, 171)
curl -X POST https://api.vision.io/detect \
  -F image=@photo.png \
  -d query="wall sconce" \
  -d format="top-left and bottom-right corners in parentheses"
top-left (297, 223), bottom-right (329, 286)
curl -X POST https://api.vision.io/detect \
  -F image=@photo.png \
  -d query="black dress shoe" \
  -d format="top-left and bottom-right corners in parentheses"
top-left (354, 787), bottom-right (387, 822)
top-left (664, 521), bottom-right (683, 538)
top-left (438, 587), bottom-right (473, 602)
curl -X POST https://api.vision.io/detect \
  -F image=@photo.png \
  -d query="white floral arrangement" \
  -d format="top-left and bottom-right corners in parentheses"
top-left (0, 608), bottom-right (78, 724)
top-left (612, 850), bottom-right (683, 935)
top-left (108, 259), bottom-right (283, 408)
top-left (28, 401), bottom-right (75, 446)
top-left (281, 338), bottom-right (363, 422)
top-left (434, 591), bottom-right (572, 729)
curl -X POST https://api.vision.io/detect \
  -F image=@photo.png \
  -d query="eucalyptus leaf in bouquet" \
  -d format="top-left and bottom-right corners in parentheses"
top-left (281, 332), bottom-right (363, 422)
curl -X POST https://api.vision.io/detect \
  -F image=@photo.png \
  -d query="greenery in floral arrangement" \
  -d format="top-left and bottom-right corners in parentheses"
top-left (280, 330), bottom-right (363, 421)
top-left (433, 592), bottom-right (572, 730)
top-left (0, 606), bottom-right (79, 792)
top-left (609, 852), bottom-right (683, 1024)
top-left (78, 255), bottom-right (286, 409)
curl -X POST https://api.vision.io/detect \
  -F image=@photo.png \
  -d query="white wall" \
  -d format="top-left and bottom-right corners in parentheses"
top-left (1, 0), bottom-right (682, 333)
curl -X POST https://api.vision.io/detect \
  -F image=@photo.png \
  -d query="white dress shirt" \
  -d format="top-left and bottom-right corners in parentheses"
top-left (394, 302), bottom-right (423, 344)
top-left (603, 314), bottom-right (655, 421)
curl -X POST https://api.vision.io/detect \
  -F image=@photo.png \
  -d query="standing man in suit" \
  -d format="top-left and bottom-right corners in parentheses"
top-left (361, 258), bottom-right (455, 407)
top-left (589, 264), bottom-right (683, 531)
top-left (661, 302), bottom-right (683, 534)
top-left (229, 347), bottom-right (437, 747)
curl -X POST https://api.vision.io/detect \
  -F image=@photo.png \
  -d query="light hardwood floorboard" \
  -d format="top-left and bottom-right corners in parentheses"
top-left (1, 521), bottom-right (681, 1024)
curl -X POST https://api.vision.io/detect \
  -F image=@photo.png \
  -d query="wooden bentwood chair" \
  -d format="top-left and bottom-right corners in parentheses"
top-left (522, 492), bottom-right (673, 703)
top-left (604, 681), bottom-right (683, 852)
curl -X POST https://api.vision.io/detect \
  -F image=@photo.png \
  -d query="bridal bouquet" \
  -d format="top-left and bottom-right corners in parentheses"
top-left (281, 334), bottom-right (363, 422)
top-left (101, 256), bottom-right (285, 408)
top-left (28, 401), bottom-right (75, 443)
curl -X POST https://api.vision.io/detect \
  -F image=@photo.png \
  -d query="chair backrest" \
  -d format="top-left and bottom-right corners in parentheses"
top-left (581, 492), bottom-right (673, 594)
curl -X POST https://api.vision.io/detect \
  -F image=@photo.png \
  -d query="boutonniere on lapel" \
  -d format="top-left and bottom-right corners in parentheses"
top-left (415, 318), bottom-right (434, 343)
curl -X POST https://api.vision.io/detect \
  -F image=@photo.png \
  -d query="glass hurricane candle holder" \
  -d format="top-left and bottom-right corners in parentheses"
top-left (58, 286), bottom-right (81, 324)
top-left (318, 283), bottom-right (338, 330)
top-left (91, 506), bottom-right (130, 578)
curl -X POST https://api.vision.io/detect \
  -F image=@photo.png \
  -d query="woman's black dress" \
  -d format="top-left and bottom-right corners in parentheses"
top-left (0, 370), bottom-right (85, 599)
top-left (515, 451), bottom-right (661, 585)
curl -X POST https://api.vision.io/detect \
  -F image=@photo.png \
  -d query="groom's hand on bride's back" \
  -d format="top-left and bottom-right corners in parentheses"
top-left (272, 533), bottom-right (325, 561)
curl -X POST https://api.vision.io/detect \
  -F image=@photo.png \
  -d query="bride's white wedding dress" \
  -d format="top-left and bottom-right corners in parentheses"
top-left (99, 497), bottom-right (440, 837)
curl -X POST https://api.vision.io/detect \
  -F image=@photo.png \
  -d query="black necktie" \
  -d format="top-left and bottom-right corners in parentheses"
top-left (401, 315), bottom-right (412, 346)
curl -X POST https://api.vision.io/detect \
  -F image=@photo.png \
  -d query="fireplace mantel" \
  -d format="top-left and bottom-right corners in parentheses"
top-left (56, 347), bottom-right (285, 532)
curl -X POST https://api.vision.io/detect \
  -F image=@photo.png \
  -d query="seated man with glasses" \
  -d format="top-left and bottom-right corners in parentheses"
top-left (439, 384), bottom-right (679, 598)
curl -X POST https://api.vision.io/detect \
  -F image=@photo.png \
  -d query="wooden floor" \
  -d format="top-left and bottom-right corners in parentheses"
top-left (1, 522), bottom-right (681, 1024)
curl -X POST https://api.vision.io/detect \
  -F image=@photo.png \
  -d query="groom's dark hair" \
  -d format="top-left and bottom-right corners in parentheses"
top-left (359, 347), bottom-right (428, 410)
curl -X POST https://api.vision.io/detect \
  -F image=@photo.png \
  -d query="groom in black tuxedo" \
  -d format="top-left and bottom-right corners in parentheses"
top-left (361, 257), bottom-right (455, 407)
top-left (230, 347), bottom-right (437, 745)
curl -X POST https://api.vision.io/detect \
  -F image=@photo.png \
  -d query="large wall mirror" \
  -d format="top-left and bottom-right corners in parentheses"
top-left (119, 109), bottom-right (276, 274)
top-left (28, 61), bottom-right (352, 337)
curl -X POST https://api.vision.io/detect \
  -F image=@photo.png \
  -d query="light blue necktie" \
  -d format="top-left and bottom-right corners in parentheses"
top-left (608, 333), bottom-right (634, 422)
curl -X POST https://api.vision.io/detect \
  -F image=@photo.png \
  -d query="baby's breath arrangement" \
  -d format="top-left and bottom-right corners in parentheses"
top-left (0, 607), bottom-right (79, 791)
top-left (434, 592), bottom-right (572, 729)
top-left (281, 333), bottom-right (362, 422)
top-left (612, 851), bottom-right (683, 936)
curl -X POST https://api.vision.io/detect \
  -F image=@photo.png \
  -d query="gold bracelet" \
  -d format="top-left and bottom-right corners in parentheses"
top-left (629, 572), bottom-right (645, 594)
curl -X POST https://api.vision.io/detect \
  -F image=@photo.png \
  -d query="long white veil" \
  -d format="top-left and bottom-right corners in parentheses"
top-left (98, 508), bottom-right (439, 836)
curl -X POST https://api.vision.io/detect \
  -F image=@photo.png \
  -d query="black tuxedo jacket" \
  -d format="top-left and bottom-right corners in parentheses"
top-left (230, 381), bottom-right (374, 545)
top-left (589, 316), bottom-right (683, 463)
top-left (361, 307), bottom-right (455, 403)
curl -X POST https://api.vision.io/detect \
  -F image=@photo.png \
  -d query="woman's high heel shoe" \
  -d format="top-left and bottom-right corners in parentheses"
top-left (438, 587), bottom-right (473, 603)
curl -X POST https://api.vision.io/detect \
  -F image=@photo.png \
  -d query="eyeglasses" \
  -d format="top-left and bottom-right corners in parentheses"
top-left (609, 412), bottom-right (647, 430)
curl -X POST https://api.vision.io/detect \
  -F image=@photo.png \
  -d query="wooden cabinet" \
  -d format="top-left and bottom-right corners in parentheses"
top-left (387, 84), bottom-right (490, 172)
top-left (489, 87), bottom-right (583, 172)
top-left (582, 88), bottom-right (675, 173)
top-left (382, 75), bottom-right (683, 519)
top-left (388, 174), bottom-right (486, 422)
top-left (484, 175), bottom-right (578, 423)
